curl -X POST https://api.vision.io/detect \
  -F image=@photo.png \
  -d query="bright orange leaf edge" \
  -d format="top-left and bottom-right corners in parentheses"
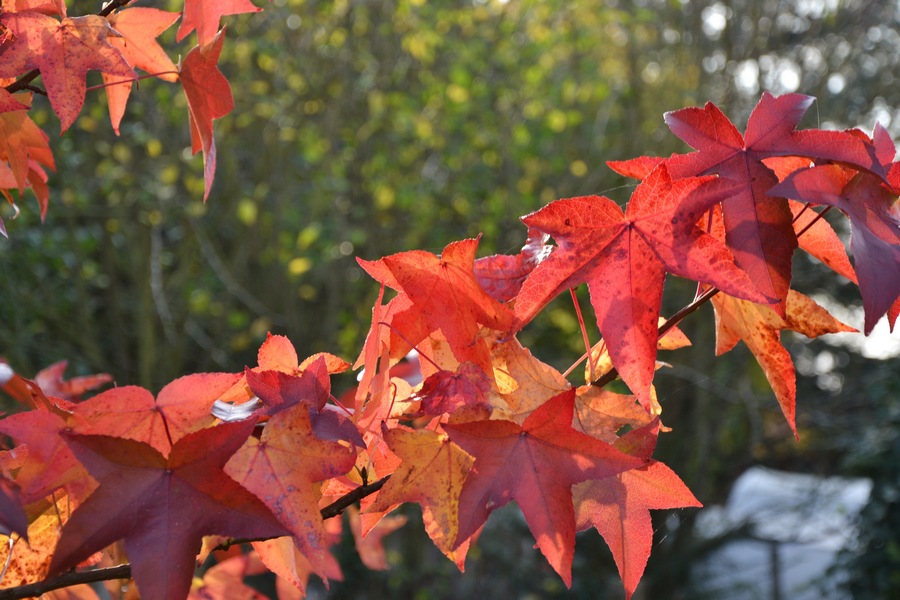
top-left (2, 2), bottom-right (900, 599)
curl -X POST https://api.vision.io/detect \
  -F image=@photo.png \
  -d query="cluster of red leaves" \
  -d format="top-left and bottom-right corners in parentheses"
top-left (0, 0), bottom-right (250, 235)
top-left (1, 10), bottom-right (899, 596)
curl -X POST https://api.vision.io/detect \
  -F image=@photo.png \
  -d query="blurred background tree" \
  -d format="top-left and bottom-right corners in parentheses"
top-left (1, 0), bottom-right (898, 597)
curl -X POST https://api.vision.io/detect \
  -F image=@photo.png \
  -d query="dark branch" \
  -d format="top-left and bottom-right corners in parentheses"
top-left (320, 474), bottom-right (390, 520)
top-left (592, 286), bottom-right (720, 389)
top-left (0, 564), bottom-right (131, 599)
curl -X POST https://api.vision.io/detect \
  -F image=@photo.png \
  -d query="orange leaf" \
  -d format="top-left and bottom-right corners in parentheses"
top-left (103, 8), bottom-right (180, 135)
top-left (0, 496), bottom-right (73, 587)
top-left (359, 237), bottom-right (514, 375)
top-left (0, 13), bottom-right (135, 132)
top-left (711, 289), bottom-right (856, 436)
top-left (71, 372), bottom-right (241, 455)
top-left (180, 28), bottom-right (234, 200)
top-left (177, 0), bottom-right (261, 47)
top-left (366, 425), bottom-right (475, 565)
top-left (573, 386), bottom-right (654, 443)
top-left (225, 404), bottom-right (356, 580)
top-left (0, 92), bottom-right (52, 194)
top-left (574, 420), bottom-right (700, 600)
top-left (443, 389), bottom-right (645, 586)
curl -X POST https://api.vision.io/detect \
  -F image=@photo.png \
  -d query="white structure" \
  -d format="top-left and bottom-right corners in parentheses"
top-left (691, 466), bottom-right (872, 599)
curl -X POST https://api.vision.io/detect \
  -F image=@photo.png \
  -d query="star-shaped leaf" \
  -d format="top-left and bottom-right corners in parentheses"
top-left (225, 404), bottom-right (357, 580)
top-left (663, 92), bottom-right (884, 306)
top-left (366, 425), bottom-right (475, 562)
top-left (359, 237), bottom-right (514, 374)
top-left (574, 419), bottom-right (701, 600)
top-left (443, 389), bottom-right (645, 585)
top-left (0, 13), bottom-right (136, 132)
top-left (515, 165), bottom-right (766, 407)
top-left (72, 372), bottom-right (241, 455)
top-left (48, 421), bottom-right (291, 599)
top-left (103, 8), bottom-right (180, 134)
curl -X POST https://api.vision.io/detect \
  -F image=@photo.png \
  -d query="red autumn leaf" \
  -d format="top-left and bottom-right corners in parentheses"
top-left (711, 289), bottom-right (856, 435)
top-left (0, 409), bottom-right (95, 504)
top-left (412, 362), bottom-right (492, 420)
top-left (473, 227), bottom-right (553, 302)
top-left (0, 13), bottom-right (135, 132)
top-left (177, 0), bottom-right (261, 47)
top-left (72, 372), bottom-right (241, 455)
top-left (663, 92), bottom-right (883, 307)
top-left (0, 88), bottom-right (29, 113)
top-left (180, 28), bottom-right (234, 201)
top-left (515, 165), bottom-right (765, 407)
top-left (225, 403), bottom-right (357, 580)
top-left (48, 421), bottom-right (291, 600)
top-left (33, 360), bottom-right (111, 402)
top-left (443, 389), bottom-right (645, 586)
top-left (103, 8), bottom-right (180, 135)
top-left (606, 155), bottom-right (665, 180)
top-left (366, 425), bottom-right (475, 564)
top-left (359, 237), bottom-right (514, 374)
top-left (244, 360), bottom-right (364, 447)
top-left (2, 0), bottom-right (66, 18)
top-left (574, 419), bottom-right (701, 600)
top-left (0, 91), bottom-right (53, 194)
top-left (772, 163), bottom-right (900, 333)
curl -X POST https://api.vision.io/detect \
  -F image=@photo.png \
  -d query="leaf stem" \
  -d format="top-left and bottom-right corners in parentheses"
top-left (569, 288), bottom-right (596, 381)
top-left (591, 286), bottom-right (720, 390)
top-left (84, 71), bottom-right (181, 93)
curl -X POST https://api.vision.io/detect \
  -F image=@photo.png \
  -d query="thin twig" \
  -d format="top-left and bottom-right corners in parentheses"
top-left (0, 564), bottom-right (132, 599)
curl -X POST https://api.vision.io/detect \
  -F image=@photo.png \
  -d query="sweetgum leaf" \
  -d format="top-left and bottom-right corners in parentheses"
top-left (0, 13), bottom-right (135, 132)
top-left (367, 425), bottom-right (475, 564)
top-left (225, 404), bottom-right (357, 579)
top-left (664, 92), bottom-right (884, 307)
top-left (180, 28), bottom-right (234, 200)
top-left (177, 0), bottom-right (261, 46)
top-left (574, 420), bottom-right (700, 600)
top-left (103, 8), bottom-right (180, 134)
top-left (443, 389), bottom-right (645, 586)
top-left (772, 163), bottom-right (900, 333)
top-left (48, 421), bottom-right (291, 600)
top-left (360, 237), bottom-right (514, 374)
top-left (516, 165), bottom-right (765, 407)
top-left (711, 289), bottom-right (856, 435)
